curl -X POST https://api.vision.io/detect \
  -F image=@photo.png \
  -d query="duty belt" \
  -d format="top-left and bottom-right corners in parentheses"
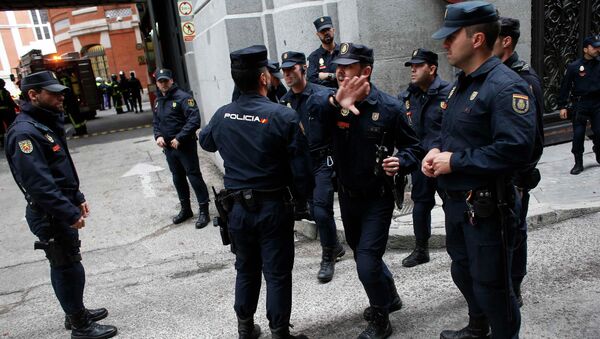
top-left (229, 187), bottom-right (291, 202)
top-left (310, 148), bottom-right (331, 159)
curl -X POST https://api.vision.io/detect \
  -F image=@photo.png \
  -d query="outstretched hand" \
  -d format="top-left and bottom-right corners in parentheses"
top-left (336, 75), bottom-right (370, 115)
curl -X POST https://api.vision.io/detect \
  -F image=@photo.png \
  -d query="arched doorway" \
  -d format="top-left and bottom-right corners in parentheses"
top-left (82, 45), bottom-right (110, 81)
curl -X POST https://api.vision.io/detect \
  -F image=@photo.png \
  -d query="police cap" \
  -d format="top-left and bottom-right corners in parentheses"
top-left (313, 16), bottom-right (333, 32)
top-left (230, 45), bottom-right (269, 70)
top-left (499, 17), bottom-right (520, 40)
top-left (20, 70), bottom-right (68, 93)
top-left (332, 43), bottom-right (374, 65)
top-left (432, 1), bottom-right (499, 40)
top-left (267, 60), bottom-right (283, 79)
top-left (404, 48), bottom-right (438, 67)
top-left (156, 69), bottom-right (173, 81)
top-left (281, 51), bottom-right (306, 68)
top-left (583, 34), bottom-right (600, 48)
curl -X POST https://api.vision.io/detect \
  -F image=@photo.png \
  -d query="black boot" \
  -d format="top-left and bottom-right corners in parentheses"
top-left (358, 307), bottom-right (392, 339)
top-left (196, 203), bottom-right (210, 229)
top-left (68, 309), bottom-right (118, 339)
top-left (317, 243), bottom-right (345, 283)
top-left (65, 308), bottom-right (108, 330)
top-left (570, 154), bottom-right (584, 175)
top-left (440, 315), bottom-right (490, 339)
top-left (270, 325), bottom-right (308, 339)
top-left (173, 200), bottom-right (193, 224)
top-left (237, 316), bottom-right (261, 339)
top-left (363, 281), bottom-right (402, 321)
top-left (402, 241), bottom-right (430, 267)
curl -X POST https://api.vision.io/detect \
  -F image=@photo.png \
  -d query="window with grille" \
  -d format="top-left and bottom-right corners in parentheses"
top-left (30, 9), bottom-right (51, 40)
top-left (105, 8), bottom-right (133, 19)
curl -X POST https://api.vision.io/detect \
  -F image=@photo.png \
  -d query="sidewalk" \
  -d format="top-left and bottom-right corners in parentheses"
top-left (295, 140), bottom-right (600, 249)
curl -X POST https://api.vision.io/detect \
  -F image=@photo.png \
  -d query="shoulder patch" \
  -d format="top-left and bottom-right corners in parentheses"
top-left (187, 98), bottom-right (196, 107)
top-left (18, 139), bottom-right (33, 154)
top-left (512, 94), bottom-right (529, 114)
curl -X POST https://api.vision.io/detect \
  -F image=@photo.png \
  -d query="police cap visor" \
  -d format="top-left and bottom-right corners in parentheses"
top-left (21, 71), bottom-right (68, 93)
top-left (432, 1), bottom-right (499, 40)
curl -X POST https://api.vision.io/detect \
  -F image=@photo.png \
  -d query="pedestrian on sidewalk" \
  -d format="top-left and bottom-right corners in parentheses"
top-left (153, 68), bottom-right (210, 229)
top-left (199, 45), bottom-right (313, 339)
top-left (557, 34), bottom-right (600, 174)
top-left (398, 48), bottom-right (451, 268)
top-left (4, 71), bottom-right (117, 339)
top-left (426, 2), bottom-right (536, 338)
top-left (493, 16), bottom-right (545, 308)
top-left (128, 71), bottom-right (144, 113)
top-left (308, 42), bottom-right (423, 339)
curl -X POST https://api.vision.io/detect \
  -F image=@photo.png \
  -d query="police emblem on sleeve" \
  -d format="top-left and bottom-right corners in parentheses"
top-left (340, 108), bottom-right (350, 117)
top-left (512, 94), bottom-right (529, 114)
top-left (18, 140), bottom-right (33, 154)
top-left (187, 98), bottom-right (195, 107)
top-left (45, 134), bottom-right (54, 143)
top-left (340, 43), bottom-right (349, 55)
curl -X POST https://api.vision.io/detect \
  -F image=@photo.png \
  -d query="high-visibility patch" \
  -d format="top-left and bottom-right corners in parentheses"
top-left (512, 94), bottom-right (529, 114)
top-left (18, 140), bottom-right (33, 154)
top-left (45, 134), bottom-right (54, 143)
top-left (187, 98), bottom-right (195, 107)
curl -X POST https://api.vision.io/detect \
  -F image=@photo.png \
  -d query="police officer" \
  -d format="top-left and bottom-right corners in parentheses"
top-left (109, 74), bottom-right (124, 114)
top-left (558, 34), bottom-right (600, 174)
top-left (0, 78), bottom-right (18, 148)
top-left (199, 45), bottom-right (312, 339)
top-left (280, 51), bottom-right (345, 283)
top-left (427, 2), bottom-right (536, 338)
top-left (493, 16), bottom-right (545, 308)
top-left (307, 16), bottom-right (339, 88)
top-left (4, 71), bottom-right (117, 339)
top-left (308, 43), bottom-right (423, 339)
top-left (153, 68), bottom-right (210, 229)
top-left (128, 71), bottom-right (144, 113)
top-left (399, 48), bottom-right (451, 268)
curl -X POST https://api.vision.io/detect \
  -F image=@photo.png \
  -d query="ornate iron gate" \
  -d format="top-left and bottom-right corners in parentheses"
top-left (532, 0), bottom-right (600, 144)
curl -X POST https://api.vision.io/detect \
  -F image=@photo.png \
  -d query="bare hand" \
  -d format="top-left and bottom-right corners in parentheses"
top-left (336, 75), bottom-right (370, 115)
top-left (431, 151), bottom-right (453, 176)
top-left (559, 108), bottom-right (568, 120)
top-left (382, 156), bottom-right (400, 176)
top-left (71, 217), bottom-right (85, 229)
top-left (156, 136), bottom-right (166, 148)
top-left (318, 72), bottom-right (330, 81)
top-left (79, 202), bottom-right (90, 218)
top-left (421, 148), bottom-right (440, 177)
top-left (170, 138), bottom-right (180, 149)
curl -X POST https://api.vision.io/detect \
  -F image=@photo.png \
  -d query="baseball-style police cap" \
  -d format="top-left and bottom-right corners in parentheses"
top-left (432, 1), bottom-right (499, 40)
top-left (281, 51), bottom-right (307, 68)
top-left (313, 16), bottom-right (333, 32)
top-left (404, 48), bottom-right (438, 67)
top-left (332, 42), bottom-right (374, 65)
top-left (267, 60), bottom-right (283, 79)
top-left (230, 45), bottom-right (269, 70)
top-left (156, 68), bottom-right (173, 81)
top-left (499, 17), bottom-right (520, 40)
top-left (583, 35), bottom-right (600, 48)
top-left (20, 70), bottom-right (68, 93)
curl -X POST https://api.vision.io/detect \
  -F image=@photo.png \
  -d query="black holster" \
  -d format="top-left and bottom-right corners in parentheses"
top-left (34, 239), bottom-right (82, 268)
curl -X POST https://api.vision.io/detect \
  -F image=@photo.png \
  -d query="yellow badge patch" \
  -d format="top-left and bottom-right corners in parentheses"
top-left (187, 98), bottom-right (195, 107)
top-left (448, 86), bottom-right (456, 99)
top-left (440, 101), bottom-right (447, 110)
top-left (340, 108), bottom-right (350, 117)
top-left (512, 94), bottom-right (529, 114)
top-left (372, 112), bottom-right (380, 121)
top-left (470, 91), bottom-right (478, 101)
top-left (18, 140), bottom-right (33, 154)
top-left (172, 102), bottom-right (177, 108)
top-left (45, 134), bottom-right (54, 143)
top-left (340, 43), bottom-right (349, 54)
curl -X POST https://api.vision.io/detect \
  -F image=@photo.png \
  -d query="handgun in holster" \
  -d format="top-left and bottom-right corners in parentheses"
top-left (374, 132), bottom-right (407, 209)
top-left (34, 238), bottom-right (81, 268)
top-left (212, 187), bottom-right (233, 250)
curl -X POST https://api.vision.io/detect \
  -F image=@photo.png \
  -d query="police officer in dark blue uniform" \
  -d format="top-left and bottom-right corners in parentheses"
top-left (557, 34), bottom-right (600, 174)
top-left (308, 43), bottom-right (423, 339)
top-left (398, 48), bottom-right (451, 268)
top-left (153, 69), bottom-right (210, 229)
top-left (493, 16), bottom-right (545, 308)
top-left (5, 71), bottom-right (117, 339)
top-left (427, 2), bottom-right (536, 338)
top-left (307, 16), bottom-right (339, 88)
top-left (279, 51), bottom-right (345, 283)
top-left (199, 45), bottom-right (313, 339)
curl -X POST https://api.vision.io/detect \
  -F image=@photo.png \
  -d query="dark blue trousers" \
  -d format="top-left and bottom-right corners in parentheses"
top-left (410, 170), bottom-right (438, 244)
top-left (511, 190), bottom-right (529, 290)
top-left (571, 104), bottom-right (600, 155)
top-left (443, 196), bottom-right (521, 339)
top-left (309, 158), bottom-right (338, 248)
top-left (164, 141), bottom-right (209, 204)
top-left (26, 206), bottom-right (86, 316)
top-left (228, 199), bottom-right (295, 329)
top-left (338, 190), bottom-right (396, 309)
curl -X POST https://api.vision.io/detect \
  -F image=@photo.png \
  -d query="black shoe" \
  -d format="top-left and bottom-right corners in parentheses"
top-left (570, 155), bottom-right (584, 175)
top-left (363, 295), bottom-right (402, 322)
top-left (65, 308), bottom-right (108, 330)
top-left (358, 307), bottom-right (392, 339)
top-left (270, 325), bottom-right (308, 339)
top-left (68, 310), bottom-right (117, 339)
top-left (173, 200), bottom-right (193, 224)
top-left (196, 203), bottom-right (211, 229)
top-left (402, 245), bottom-right (430, 267)
top-left (237, 316), bottom-right (261, 339)
top-left (317, 244), bottom-right (345, 283)
top-left (440, 316), bottom-right (490, 339)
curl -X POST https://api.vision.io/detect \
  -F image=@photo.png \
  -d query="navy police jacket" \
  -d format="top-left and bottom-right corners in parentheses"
top-left (5, 102), bottom-right (85, 227)
top-left (307, 45), bottom-right (339, 88)
top-left (557, 56), bottom-right (600, 109)
top-left (437, 57), bottom-right (536, 191)
top-left (199, 93), bottom-right (314, 200)
top-left (153, 84), bottom-right (201, 144)
top-left (308, 84), bottom-right (424, 192)
top-left (399, 75), bottom-right (451, 152)
top-left (280, 82), bottom-right (332, 153)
